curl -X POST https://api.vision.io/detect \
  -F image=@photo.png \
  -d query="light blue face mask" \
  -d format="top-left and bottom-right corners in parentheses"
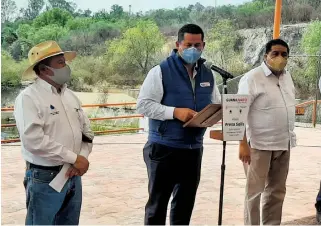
top-left (180, 47), bottom-right (202, 64)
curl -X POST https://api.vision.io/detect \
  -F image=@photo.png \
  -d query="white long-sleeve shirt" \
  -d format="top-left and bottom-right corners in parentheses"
top-left (14, 78), bottom-right (94, 167)
top-left (137, 65), bottom-right (221, 120)
top-left (237, 62), bottom-right (296, 151)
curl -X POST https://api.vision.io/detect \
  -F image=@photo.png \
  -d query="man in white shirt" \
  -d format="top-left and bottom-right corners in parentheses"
top-left (14, 40), bottom-right (94, 225)
top-left (237, 39), bottom-right (295, 225)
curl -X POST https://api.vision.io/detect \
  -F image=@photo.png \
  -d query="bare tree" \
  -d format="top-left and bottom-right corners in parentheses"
top-left (21, 0), bottom-right (45, 20)
top-left (1, 0), bottom-right (17, 23)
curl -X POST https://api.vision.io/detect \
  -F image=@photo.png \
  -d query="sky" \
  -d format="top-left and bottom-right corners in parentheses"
top-left (14, 0), bottom-right (252, 13)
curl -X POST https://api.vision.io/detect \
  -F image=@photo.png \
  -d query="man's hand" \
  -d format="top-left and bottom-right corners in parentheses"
top-left (173, 108), bottom-right (197, 122)
top-left (73, 155), bottom-right (89, 175)
top-left (239, 142), bottom-right (251, 164)
top-left (66, 166), bottom-right (81, 178)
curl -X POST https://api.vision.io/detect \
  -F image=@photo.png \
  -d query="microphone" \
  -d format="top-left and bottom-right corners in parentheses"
top-left (210, 65), bottom-right (234, 79)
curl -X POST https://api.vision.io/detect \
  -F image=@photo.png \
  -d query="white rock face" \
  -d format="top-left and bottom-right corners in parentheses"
top-left (238, 23), bottom-right (309, 66)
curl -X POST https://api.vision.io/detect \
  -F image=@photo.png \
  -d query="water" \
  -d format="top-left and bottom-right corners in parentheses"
top-left (1, 87), bottom-right (23, 107)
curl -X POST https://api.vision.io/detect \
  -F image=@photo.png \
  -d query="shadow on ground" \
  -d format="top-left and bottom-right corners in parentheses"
top-left (282, 215), bottom-right (317, 225)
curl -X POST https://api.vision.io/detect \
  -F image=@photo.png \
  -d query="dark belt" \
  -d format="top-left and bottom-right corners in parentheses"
top-left (26, 162), bottom-right (63, 172)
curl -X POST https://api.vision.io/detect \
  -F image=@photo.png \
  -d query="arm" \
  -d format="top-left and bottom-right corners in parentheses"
top-left (79, 108), bottom-right (94, 159)
top-left (136, 65), bottom-right (175, 121)
top-left (237, 74), bottom-right (257, 164)
top-left (14, 93), bottom-right (77, 164)
top-left (68, 91), bottom-right (94, 159)
top-left (211, 73), bottom-right (221, 104)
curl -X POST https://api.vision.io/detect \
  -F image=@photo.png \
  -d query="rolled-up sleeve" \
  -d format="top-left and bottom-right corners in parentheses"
top-left (136, 65), bottom-right (175, 121)
top-left (212, 74), bottom-right (221, 104)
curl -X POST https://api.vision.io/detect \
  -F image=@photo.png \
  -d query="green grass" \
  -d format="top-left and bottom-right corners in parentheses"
top-left (90, 118), bottom-right (140, 135)
top-left (88, 107), bottom-right (140, 135)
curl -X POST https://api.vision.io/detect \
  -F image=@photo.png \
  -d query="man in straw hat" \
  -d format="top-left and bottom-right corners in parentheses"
top-left (13, 40), bottom-right (94, 225)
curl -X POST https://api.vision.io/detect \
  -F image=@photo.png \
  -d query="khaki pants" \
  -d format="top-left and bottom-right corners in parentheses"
top-left (243, 148), bottom-right (290, 225)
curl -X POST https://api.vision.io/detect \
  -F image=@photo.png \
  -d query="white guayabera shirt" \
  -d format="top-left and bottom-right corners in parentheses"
top-left (237, 62), bottom-right (296, 151)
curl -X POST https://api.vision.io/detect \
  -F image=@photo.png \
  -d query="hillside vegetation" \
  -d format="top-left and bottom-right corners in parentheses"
top-left (1, 0), bottom-right (321, 98)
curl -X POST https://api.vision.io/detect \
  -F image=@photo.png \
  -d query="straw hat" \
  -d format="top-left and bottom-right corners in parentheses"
top-left (23, 40), bottom-right (76, 78)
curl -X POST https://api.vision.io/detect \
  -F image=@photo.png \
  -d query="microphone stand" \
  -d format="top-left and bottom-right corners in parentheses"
top-left (218, 74), bottom-right (232, 225)
top-left (210, 64), bottom-right (234, 225)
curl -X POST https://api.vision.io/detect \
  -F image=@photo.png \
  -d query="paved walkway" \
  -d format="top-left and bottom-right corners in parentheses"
top-left (2, 127), bottom-right (321, 225)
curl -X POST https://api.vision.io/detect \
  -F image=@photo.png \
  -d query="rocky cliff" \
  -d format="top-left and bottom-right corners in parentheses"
top-left (238, 23), bottom-right (309, 66)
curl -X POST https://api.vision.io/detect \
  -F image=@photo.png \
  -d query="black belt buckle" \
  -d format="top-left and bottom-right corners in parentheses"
top-left (26, 162), bottom-right (63, 172)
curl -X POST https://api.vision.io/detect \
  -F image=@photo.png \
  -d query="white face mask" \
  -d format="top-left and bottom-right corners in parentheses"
top-left (46, 65), bottom-right (71, 85)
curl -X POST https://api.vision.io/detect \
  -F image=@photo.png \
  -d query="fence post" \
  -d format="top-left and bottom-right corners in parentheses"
top-left (313, 100), bottom-right (317, 128)
top-left (314, 48), bottom-right (321, 128)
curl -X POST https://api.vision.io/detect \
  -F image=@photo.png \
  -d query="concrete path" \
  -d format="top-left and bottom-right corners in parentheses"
top-left (2, 127), bottom-right (320, 225)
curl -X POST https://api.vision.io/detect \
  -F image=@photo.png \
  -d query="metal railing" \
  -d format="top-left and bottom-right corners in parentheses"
top-left (1, 102), bottom-right (144, 144)
top-left (1, 101), bottom-right (317, 144)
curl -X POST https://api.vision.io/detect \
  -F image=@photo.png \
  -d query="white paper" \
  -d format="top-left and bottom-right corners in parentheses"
top-left (222, 94), bottom-right (250, 141)
top-left (49, 163), bottom-right (70, 192)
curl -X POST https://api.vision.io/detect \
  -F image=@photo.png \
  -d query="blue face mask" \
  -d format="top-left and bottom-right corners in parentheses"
top-left (180, 47), bottom-right (202, 64)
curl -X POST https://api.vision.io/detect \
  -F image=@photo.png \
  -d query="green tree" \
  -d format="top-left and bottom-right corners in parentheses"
top-left (16, 24), bottom-right (36, 39)
top-left (216, 5), bottom-right (236, 20)
top-left (74, 9), bottom-right (92, 17)
top-left (33, 8), bottom-right (73, 28)
top-left (206, 20), bottom-right (239, 66)
top-left (1, 26), bottom-right (18, 46)
top-left (110, 4), bottom-right (125, 18)
top-left (32, 24), bottom-right (69, 44)
top-left (47, 0), bottom-right (76, 13)
top-left (106, 20), bottom-right (165, 86)
top-left (66, 17), bottom-right (93, 30)
top-left (93, 9), bottom-right (110, 21)
top-left (302, 20), bottom-right (321, 55)
top-left (205, 19), bottom-right (250, 85)
top-left (1, 51), bottom-right (28, 87)
top-left (298, 20), bottom-right (321, 94)
top-left (9, 39), bottom-right (33, 60)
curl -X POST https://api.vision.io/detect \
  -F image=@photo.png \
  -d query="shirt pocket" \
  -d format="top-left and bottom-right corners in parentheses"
top-left (253, 83), bottom-right (285, 110)
top-left (252, 91), bottom-right (273, 110)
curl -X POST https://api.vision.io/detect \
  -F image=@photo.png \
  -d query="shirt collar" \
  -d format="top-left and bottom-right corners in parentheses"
top-left (36, 78), bottom-right (67, 94)
top-left (261, 61), bottom-right (286, 77)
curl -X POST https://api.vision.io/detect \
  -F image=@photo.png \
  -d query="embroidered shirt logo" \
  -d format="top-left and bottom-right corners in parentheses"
top-left (200, 82), bottom-right (210, 87)
top-left (50, 105), bottom-right (59, 115)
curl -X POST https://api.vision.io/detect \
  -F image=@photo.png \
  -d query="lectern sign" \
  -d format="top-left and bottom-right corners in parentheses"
top-left (222, 94), bottom-right (250, 141)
